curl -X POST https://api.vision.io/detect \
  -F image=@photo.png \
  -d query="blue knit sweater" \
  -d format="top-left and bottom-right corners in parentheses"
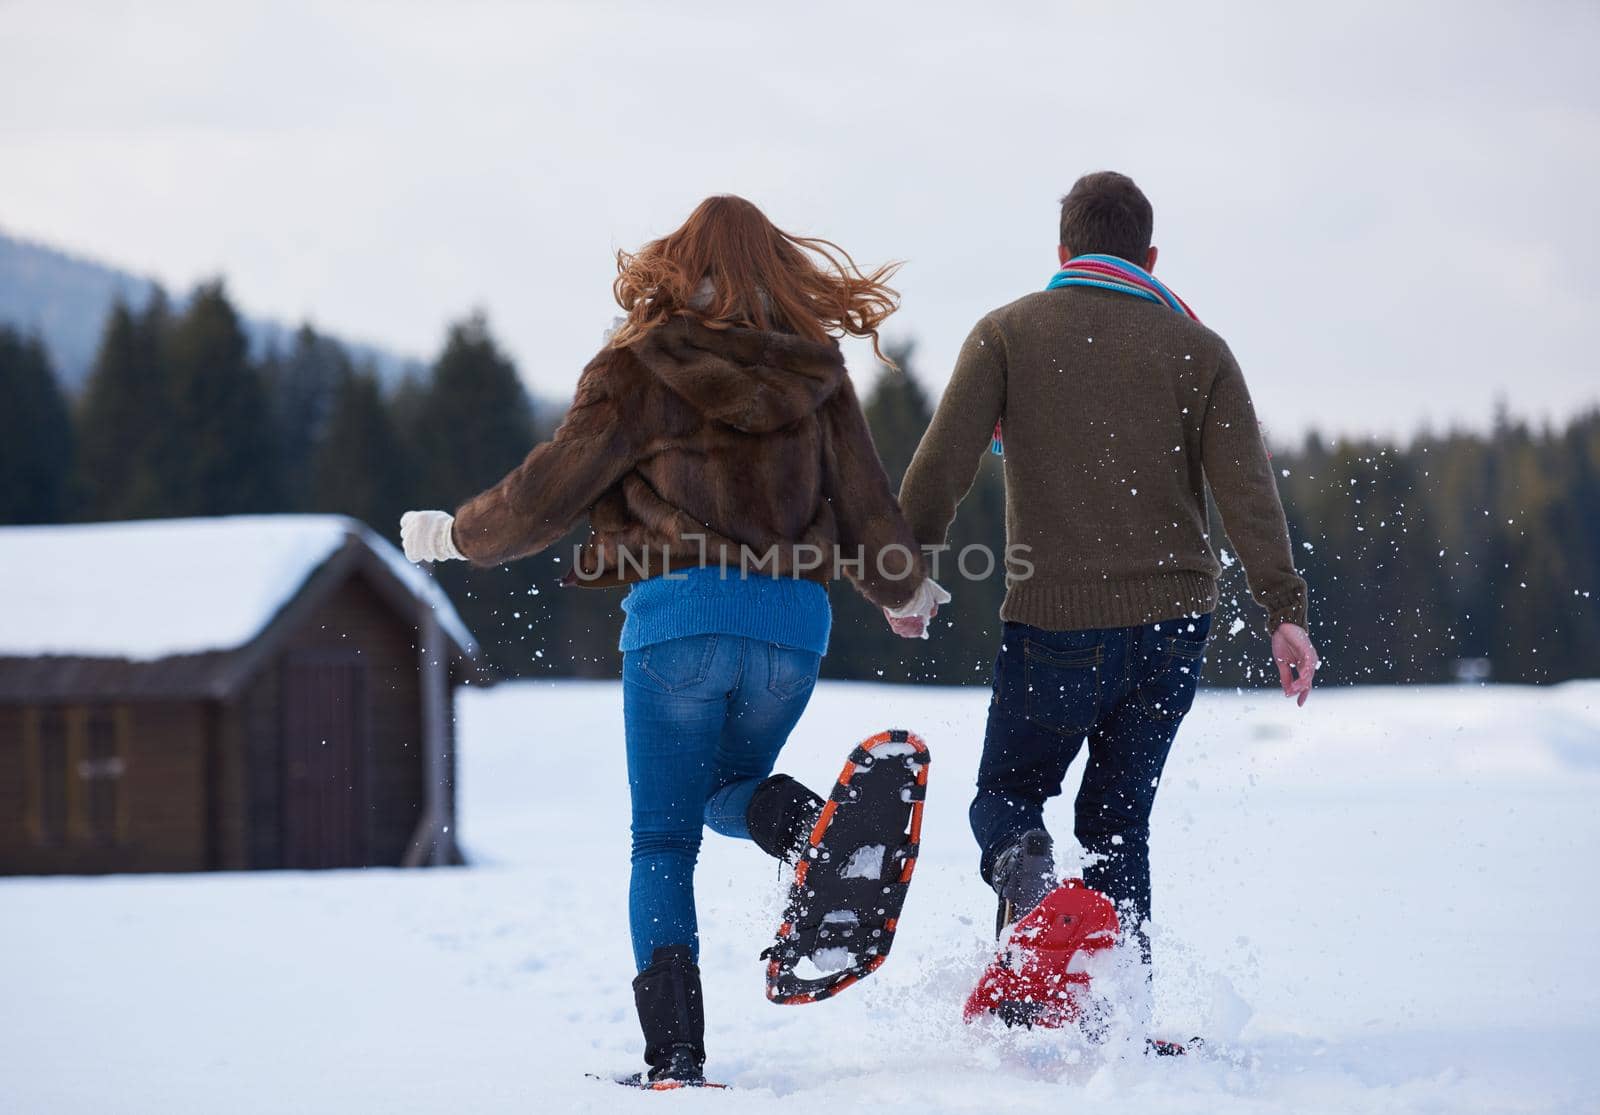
top-left (619, 567), bottom-right (831, 655)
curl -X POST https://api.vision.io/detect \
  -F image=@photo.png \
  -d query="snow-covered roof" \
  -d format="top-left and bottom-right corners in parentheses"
top-left (0, 515), bottom-right (475, 661)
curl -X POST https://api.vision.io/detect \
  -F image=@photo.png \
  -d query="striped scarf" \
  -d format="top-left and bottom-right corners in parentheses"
top-left (990, 254), bottom-right (1199, 455)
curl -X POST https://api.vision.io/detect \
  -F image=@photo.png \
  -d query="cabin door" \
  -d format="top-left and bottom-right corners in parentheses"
top-left (282, 654), bottom-right (369, 869)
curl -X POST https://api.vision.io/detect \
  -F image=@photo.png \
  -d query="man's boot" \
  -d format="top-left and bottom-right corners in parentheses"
top-left (989, 827), bottom-right (1057, 936)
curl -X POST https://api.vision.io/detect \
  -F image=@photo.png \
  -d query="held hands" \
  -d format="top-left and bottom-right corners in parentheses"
top-left (400, 511), bottom-right (466, 563)
top-left (1272, 622), bottom-right (1320, 707)
top-left (883, 578), bottom-right (952, 640)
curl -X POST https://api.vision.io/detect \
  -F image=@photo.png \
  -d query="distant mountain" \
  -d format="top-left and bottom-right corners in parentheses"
top-left (0, 229), bottom-right (424, 392)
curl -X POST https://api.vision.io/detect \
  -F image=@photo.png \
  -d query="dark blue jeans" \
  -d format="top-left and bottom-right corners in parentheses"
top-left (971, 614), bottom-right (1212, 959)
top-left (622, 634), bottom-right (821, 971)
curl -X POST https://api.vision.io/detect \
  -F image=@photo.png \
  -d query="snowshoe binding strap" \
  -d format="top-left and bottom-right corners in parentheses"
top-left (764, 729), bottom-right (929, 1005)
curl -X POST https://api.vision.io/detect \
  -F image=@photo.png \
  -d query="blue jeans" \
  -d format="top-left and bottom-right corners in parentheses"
top-left (971, 614), bottom-right (1212, 959)
top-left (622, 634), bottom-right (821, 971)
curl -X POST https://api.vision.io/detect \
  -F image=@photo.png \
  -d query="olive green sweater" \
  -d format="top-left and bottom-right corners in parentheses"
top-left (899, 285), bottom-right (1308, 633)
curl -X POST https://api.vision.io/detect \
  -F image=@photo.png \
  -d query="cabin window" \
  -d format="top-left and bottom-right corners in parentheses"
top-left (82, 708), bottom-right (127, 845)
top-left (27, 704), bottom-right (127, 847)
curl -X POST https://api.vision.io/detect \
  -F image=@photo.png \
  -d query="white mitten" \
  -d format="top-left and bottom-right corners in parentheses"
top-left (885, 577), bottom-right (952, 639)
top-left (400, 510), bottom-right (465, 563)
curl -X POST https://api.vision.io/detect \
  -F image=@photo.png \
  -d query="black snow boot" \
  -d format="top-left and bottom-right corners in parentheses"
top-left (989, 827), bottom-right (1058, 937)
top-left (630, 945), bottom-right (706, 1086)
top-left (745, 773), bottom-right (824, 861)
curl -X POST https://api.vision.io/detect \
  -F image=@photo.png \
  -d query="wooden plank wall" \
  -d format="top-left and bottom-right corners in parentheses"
top-left (237, 572), bottom-right (427, 869)
top-left (0, 700), bottom-right (208, 875)
top-left (0, 706), bottom-right (27, 869)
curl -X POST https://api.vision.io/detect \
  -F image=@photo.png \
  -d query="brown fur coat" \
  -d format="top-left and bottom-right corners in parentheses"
top-left (450, 317), bottom-right (924, 610)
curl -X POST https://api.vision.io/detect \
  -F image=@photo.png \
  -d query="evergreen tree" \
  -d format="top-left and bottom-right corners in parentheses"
top-left (1480, 414), bottom-right (1599, 683)
top-left (934, 449), bottom-right (1011, 678)
top-left (407, 312), bottom-right (535, 505)
top-left (824, 343), bottom-right (1011, 685)
top-left (862, 341), bottom-right (933, 491)
top-left (75, 293), bottom-right (171, 520)
top-left (0, 327), bottom-right (74, 524)
top-left (269, 325), bottom-right (352, 509)
top-left (1551, 413), bottom-right (1600, 678)
top-left (826, 348), bottom-right (932, 681)
top-left (159, 281), bottom-right (282, 515)
top-left (308, 364), bottom-right (411, 533)
top-left (404, 312), bottom-right (549, 678)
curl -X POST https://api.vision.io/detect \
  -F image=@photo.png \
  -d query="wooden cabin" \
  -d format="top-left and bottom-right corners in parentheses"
top-left (0, 515), bottom-right (480, 875)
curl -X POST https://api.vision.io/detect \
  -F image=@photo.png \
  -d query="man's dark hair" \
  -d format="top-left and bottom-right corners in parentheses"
top-left (1058, 172), bottom-right (1153, 264)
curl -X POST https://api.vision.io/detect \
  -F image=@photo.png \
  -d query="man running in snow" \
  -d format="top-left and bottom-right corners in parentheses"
top-left (894, 171), bottom-right (1319, 971)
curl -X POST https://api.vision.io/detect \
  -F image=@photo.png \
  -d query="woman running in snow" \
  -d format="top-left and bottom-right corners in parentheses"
top-left (400, 195), bottom-right (945, 1087)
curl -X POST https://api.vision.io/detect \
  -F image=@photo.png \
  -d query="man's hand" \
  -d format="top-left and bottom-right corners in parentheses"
top-left (885, 611), bottom-right (932, 639)
top-left (1271, 622), bottom-right (1319, 706)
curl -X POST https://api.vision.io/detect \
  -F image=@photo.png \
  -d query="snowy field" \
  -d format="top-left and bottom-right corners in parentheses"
top-left (4, 680), bottom-right (1599, 1114)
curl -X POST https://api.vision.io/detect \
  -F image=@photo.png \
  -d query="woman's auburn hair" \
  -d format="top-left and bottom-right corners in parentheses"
top-left (610, 195), bottom-right (902, 365)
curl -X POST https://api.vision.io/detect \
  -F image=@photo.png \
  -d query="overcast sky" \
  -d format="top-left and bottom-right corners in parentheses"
top-left (3, 0), bottom-right (1596, 438)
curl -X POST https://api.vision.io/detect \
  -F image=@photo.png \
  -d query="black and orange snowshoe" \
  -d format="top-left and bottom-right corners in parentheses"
top-left (763, 729), bottom-right (929, 1005)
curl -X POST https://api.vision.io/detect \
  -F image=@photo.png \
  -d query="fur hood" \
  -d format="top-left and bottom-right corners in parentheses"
top-left (630, 317), bottom-right (847, 434)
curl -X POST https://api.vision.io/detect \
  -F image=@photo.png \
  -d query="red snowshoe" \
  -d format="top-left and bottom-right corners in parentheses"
top-left (764, 729), bottom-right (929, 1005)
top-left (963, 878), bottom-right (1118, 1029)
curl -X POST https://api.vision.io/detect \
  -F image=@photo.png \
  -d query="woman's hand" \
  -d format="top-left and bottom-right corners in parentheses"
top-left (883, 578), bottom-right (952, 640)
top-left (400, 511), bottom-right (466, 563)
